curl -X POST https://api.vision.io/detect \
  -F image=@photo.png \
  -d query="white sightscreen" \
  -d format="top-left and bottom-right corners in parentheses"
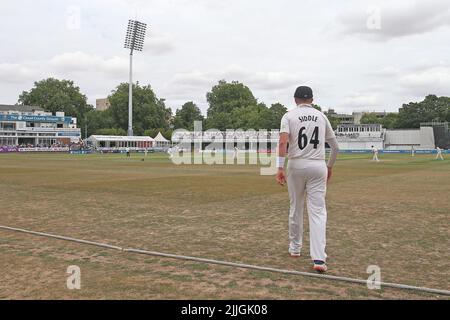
top-left (384, 128), bottom-right (435, 149)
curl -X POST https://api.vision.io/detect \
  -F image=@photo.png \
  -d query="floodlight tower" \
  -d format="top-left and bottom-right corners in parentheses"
top-left (124, 20), bottom-right (147, 136)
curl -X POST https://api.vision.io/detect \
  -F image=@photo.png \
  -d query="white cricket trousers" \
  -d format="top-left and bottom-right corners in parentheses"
top-left (287, 158), bottom-right (328, 262)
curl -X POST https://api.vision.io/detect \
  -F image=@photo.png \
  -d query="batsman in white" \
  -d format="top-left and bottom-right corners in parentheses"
top-left (276, 86), bottom-right (339, 273)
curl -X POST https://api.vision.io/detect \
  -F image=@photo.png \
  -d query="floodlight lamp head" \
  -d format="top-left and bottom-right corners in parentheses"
top-left (124, 19), bottom-right (148, 52)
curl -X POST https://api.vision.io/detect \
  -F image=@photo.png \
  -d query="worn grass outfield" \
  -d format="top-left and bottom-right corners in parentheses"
top-left (0, 152), bottom-right (449, 299)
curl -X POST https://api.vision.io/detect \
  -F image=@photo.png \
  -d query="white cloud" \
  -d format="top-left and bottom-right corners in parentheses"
top-left (0, 63), bottom-right (39, 83)
top-left (398, 66), bottom-right (450, 97)
top-left (146, 36), bottom-right (176, 55)
top-left (162, 66), bottom-right (307, 113)
top-left (170, 70), bottom-right (213, 88)
top-left (144, 27), bottom-right (176, 55)
top-left (248, 72), bottom-right (303, 91)
top-left (341, 92), bottom-right (381, 109)
top-left (169, 66), bottom-right (303, 92)
top-left (49, 52), bottom-right (128, 78)
top-left (338, 0), bottom-right (450, 41)
top-left (368, 66), bottom-right (401, 77)
top-left (0, 0), bottom-right (449, 112)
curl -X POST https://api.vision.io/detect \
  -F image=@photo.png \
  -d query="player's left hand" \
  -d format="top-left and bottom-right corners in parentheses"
top-left (276, 169), bottom-right (287, 186)
top-left (327, 166), bottom-right (333, 183)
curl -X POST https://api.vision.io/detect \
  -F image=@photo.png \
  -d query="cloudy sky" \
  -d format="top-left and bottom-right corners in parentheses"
top-left (1, 0), bottom-right (450, 114)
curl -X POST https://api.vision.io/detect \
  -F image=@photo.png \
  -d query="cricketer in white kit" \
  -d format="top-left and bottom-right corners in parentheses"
top-left (371, 146), bottom-right (380, 162)
top-left (276, 86), bottom-right (339, 273)
top-left (436, 147), bottom-right (444, 160)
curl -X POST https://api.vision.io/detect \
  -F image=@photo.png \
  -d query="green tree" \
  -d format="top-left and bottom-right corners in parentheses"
top-left (85, 109), bottom-right (114, 137)
top-left (206, 80), bottom-right (257, 117)
top-left (397, 95), bottom-right (450, 128)
top-left (328, 117), bottom-right (341, 130)
top-left (95, 128), bottom-right (127, 136)
top-left (173, 102), bottom-right (204, 130)
top-left (267, 103), bottom-right (288, 129)
top-left (230, 103), bottom-right (271, 130)
top-left (312, 104), bottom-right (322, 111)
top-left (360, 113), bottom-right (380, 124)
top-left (204, 112), bottom-right (234, 131)
top-left (18, 78), bottom-right (93, 137)
top-left (108, 83), bottom-right (172, 135)
top-left (205, 80), bottom-right (260, 130)
top-left (360, 112), bottom-right (400, 129)
top-left (380, 113), bottom-right (399, 129)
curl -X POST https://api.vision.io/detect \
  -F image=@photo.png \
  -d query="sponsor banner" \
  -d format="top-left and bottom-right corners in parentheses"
top-left (0, 114), bottom-right (72, 124)
top-left (18, 147), bottom-right (70, 152)
top-left (339, 150), bottom-right (370, 153)
top-left (382, 150), bottom-right (405, 154)
top-left (339, 149), bottom-right (448, 154)
top-left (57, 132), bottom-right (81, 137)
top-left (70, 150), bottom-right (95, 154)
top-left (414, 150), bottom-right (449, 154)
top-left (382, 150), bottom-right (448, 154)
top-left (0, 146), bottom-right (19, 153)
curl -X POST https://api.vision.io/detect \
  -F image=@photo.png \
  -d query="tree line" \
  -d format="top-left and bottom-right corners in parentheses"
top-left (359, 95), bottom-right (450, 129)
top-left (17, 78), bottom-right (450, 139)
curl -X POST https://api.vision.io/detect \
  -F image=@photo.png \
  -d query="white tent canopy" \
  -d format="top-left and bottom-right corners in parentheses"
top-left (154, 132), bottom-right (169, 142)
top-left (88, 135), bottom-right (155, 142)
top-left (86, 135), bottom-right (154, 150)
top-left (153, 132), bottom-right (170, 147)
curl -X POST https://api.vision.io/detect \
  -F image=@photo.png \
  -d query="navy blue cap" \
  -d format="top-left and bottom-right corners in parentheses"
top-left (294, 86), bottom-right (313, 99)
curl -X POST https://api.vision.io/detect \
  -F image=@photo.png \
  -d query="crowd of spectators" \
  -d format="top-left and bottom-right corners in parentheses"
top-left (336, 133), bottom-right (361, 139)
top-left (0, 141), bottom-right (86, 151)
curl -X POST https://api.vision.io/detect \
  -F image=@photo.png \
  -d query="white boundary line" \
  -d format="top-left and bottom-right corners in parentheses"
top-left (1, 225), bottom-right (449, 297)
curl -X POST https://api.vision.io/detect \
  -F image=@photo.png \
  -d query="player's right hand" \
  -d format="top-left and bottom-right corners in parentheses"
top-left (276, 169), bottom-right (287, 186)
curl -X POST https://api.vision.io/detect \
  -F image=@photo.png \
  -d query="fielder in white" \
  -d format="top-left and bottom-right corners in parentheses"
top-left (371, 146), bottom-right (380, 162)
top-left (436, 147), bottom-right (444, 160)
top-left (276, 86), bottom-right (339, 273)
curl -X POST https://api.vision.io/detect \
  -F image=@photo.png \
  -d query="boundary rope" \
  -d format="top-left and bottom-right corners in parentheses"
top-left (1, 225), bottom-right (449, 297)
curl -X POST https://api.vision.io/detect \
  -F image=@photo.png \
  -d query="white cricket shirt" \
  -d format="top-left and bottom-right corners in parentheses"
top-left (280, 104), bottom-right (336, 161)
